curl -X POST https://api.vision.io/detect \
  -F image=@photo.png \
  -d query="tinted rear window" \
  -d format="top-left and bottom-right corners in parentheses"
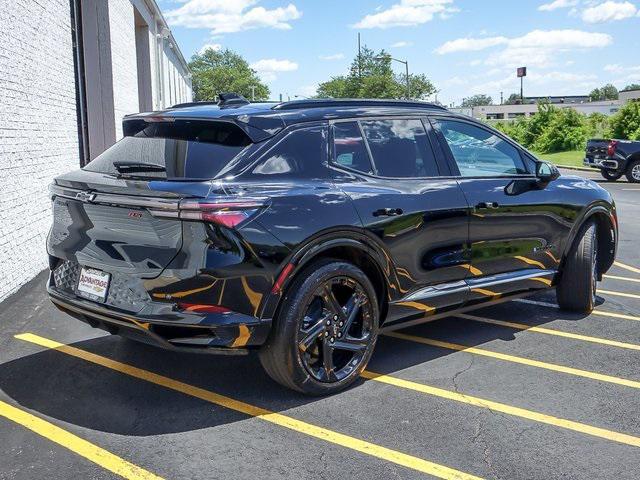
top-left (84, 120), bottom-right (252, 180)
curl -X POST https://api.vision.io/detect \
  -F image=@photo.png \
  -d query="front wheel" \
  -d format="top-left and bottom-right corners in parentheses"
top-left (625, 159), bottom-right (640, 183)
top-left (259, 259), bottom-right (379, 395)
top-left (556, 222), bottom-right (597, 313)
top-left (600, 169), bottom-right (622, 181)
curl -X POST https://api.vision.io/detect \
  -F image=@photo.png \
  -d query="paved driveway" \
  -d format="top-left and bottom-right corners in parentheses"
top-left (1, 168), bottom-right (639, 479)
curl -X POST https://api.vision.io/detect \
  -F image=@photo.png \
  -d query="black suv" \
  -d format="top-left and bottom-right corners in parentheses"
top-left (47, 96), bottom-right (617, 395)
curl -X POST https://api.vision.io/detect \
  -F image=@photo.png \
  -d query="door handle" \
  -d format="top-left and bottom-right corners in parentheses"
top-left (373, 208), bottom-right (403, 217)
top-left (475, 201), bottom-right (499, 210)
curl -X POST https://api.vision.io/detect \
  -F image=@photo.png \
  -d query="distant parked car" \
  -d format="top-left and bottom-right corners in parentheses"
top-left (47, 95), bottom-right (618, 395)
top-left (584, 138), bottom-right (640, 182)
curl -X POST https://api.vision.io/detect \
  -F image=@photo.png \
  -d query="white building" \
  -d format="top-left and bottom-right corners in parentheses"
top-left (0, 0), bottom-right (192, 302)
top-left (466, 99), bottom-right (622, 120)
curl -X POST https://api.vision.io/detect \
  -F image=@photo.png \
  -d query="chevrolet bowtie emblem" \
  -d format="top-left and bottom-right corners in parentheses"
top-left (75, 191), bottom-right (96, 202)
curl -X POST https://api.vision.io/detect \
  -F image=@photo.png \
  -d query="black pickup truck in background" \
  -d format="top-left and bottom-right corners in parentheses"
top-left (584, 138), bottom-right (640, 182)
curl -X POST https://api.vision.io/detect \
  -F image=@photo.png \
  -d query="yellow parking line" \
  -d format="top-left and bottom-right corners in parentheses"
top-left (385, 331), bottom-right (640, 389)
top-left (598, 289), bottom-right (640, 300)
top-left (513, 298), bottom-right (640, 322)
top-left (614, 261), bottom-right (640, 275)
top-left (15, 333), bottom-right (482, 480)
top-left (457, 314), bottom-right (640, 351)
top-left (361, 370), bottom-right (640, 448)
top-left (0, 400), bottom-right (161, 480)
top-left (592, 310), bottom-right (640, 322)
top-left (603, 274), bottom-right (640, 284)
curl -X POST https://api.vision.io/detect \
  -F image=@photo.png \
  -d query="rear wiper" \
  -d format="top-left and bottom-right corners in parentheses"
top-left (113, 161), bottom-right (166, 173)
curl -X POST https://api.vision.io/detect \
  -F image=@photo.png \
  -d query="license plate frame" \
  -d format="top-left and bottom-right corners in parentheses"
top-left (77, 267), bottom-right (111, 302)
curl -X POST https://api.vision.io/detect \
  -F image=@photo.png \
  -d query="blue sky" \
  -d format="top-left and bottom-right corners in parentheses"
top-left (157, 0), bottom-right (640, 105)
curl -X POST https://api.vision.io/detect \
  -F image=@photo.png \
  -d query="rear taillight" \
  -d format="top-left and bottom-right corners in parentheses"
top-left (179, 199), bottom-right (266, 228)
top-left (607, 140), bottom-right (618, 157)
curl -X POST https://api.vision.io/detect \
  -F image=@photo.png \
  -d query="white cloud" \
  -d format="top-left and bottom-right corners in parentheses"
top-left (436, 29), bottom-right (612, 69)
top-left (435, 36), bottom-right (508, 54)
top-left (165, 0), bottom-right (302, 35)
top-left (581, 1), bottom-right (637, 23)
top-left (538, 0), bottom-right (578, 11)
top-left (250, 58), bottom-right (298, 81)
top-left (353, 0), bottom-right (458, 29)
top-left (319, 53), bottom-right (345, 60)
top-left (391, 41), bottom-right (414, 47)
top-left (198, 43), bottom-right (222, 54)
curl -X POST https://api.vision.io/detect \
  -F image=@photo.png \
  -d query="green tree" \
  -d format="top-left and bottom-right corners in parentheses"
top-left (316, 46), bottom-right (436, 100)
top-left (188, 48), bottom-right (269, 102)
top-left (461, 94), bottom-right (492, 107)
top-left (504, 93), bottom-right (522, 105)
top-left (533, 107), bottom-right (588, 153)
top-left (589, 83), bottom-right (618, 101)
top-left (623, 83), bottom-right (640, 91)
top-left (609, 102), bottom-right (640, 140)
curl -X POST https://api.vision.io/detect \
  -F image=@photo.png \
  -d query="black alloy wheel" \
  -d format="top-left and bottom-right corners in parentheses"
top-left (298, 277), bottom-right (374, 383)
top-left (259, 260), bottom-right (379, 395)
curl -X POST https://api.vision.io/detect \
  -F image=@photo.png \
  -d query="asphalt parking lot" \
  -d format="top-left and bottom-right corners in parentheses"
top-left (1, 168), bottom-right (639, 480)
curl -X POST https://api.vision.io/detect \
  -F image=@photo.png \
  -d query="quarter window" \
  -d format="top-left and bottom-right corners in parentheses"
top-left (251, 125), bottom-right (328, 178)
top-left (332, 122), bottom-right (374, 174)
top-left (360, 119), bottom-right (439, 178)
top-left (436, 119), bottom-right (527, 177)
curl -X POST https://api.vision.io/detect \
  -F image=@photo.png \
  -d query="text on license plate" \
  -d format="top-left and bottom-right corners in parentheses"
top-left (77, 267), bottom-right (111, 301)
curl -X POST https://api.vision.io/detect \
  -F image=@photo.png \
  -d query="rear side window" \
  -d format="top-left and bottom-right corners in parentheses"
top-left (84, 120), bottom-right (252, 180)
top-left (332, 122), bottom-right (374, 174)
top-left (360, 119), bottom-right (439, 178)
top-left (435, 119), bottom-right (528, 177)
top-left (251, 125), bottom-right (329, 179)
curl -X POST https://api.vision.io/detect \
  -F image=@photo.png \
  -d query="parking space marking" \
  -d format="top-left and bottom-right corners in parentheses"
top-left (598, 289), bottom-right (640, 300)
top-left (456, 314), bottom-right (640, 351)
top-left (603, 274), bottom-right (640, 284)
top-left (15, 333), bottom-right (483, 480)
top-left (614, 261), bottom-right (640, 275)
top-left (0, 400), bottom-right (161, 480)
top-left (385, 332), bottom-right (640, 389)
top-left (361, 371), bottom-right (640, 448)
top-left (513, 299), bottom-right (640, 322)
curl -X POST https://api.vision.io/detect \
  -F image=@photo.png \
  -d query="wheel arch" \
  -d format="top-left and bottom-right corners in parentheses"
top-left (561, 205), bottom-right (616, 280)
top-left (260, 229), bottom-right (399, 322)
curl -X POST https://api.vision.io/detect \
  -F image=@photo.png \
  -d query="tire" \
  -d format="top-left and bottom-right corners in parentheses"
top-left (625, 159), bottom-right (640, 183)
top-left (556, 222), bottom-right (597, 313)
top-left (259, 259), bottom-right (379, 395)
top-left (600, 169), bottom-right (622, 181)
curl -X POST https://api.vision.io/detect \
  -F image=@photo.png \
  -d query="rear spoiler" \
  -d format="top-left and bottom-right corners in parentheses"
top-left (123, 112), bottom-right (284, 143)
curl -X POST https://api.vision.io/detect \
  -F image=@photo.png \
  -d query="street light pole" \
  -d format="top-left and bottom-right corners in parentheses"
top-left (374, 55), bottom-right (410, 99)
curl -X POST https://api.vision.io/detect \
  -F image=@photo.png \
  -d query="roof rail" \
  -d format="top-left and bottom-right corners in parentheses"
top-left (272, 98), bottom-right (447, 111)
top-left (170, 93), bottom-right (251, 110)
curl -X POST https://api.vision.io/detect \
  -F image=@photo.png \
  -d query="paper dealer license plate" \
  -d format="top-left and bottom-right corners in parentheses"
top-left (77, 267), bottom-right (111, 302)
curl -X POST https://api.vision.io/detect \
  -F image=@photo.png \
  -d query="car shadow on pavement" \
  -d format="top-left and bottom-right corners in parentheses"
top-left (0, 292), bottom-right (595, 437)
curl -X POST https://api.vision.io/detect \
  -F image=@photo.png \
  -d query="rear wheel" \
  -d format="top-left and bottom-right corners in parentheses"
top-left (625, 159), bottom-right (640, 183)
top-left (556, 222), bottom-right (597, 313)
top-left (259, 259), bottom-right (379, 395)
top-left (600, 169), bottom-right (622, 181)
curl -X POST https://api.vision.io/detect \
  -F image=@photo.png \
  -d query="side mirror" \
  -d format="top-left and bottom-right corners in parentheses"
top-left (536, 161), bottom-right (560, 183)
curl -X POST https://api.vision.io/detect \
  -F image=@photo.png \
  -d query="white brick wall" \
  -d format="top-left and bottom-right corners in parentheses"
top-left (109, 0), bottom-right (139, 139)
top-left (0, 0), bottom-right (79, 301)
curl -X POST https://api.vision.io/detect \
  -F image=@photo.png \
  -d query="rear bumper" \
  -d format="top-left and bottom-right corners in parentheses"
top-left (583, 157), bottom-right (618, 170)
top-left (47, 273), bottom-right (271, 355)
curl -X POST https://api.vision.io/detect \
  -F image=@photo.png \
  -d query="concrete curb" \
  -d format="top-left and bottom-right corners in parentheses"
top-left (555, 164), bottom-right (594, 172)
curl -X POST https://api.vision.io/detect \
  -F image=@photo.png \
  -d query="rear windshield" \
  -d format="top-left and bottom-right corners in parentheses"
top-left (84, 120), bottom-right (252, 180)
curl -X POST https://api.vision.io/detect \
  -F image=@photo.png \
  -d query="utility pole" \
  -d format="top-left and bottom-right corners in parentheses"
top-left (358, 32), bottom-right (362, 79)
top-left (250, 85), bottom-right (256, 102)
top-left (500, 91), bottom-right (503, 105)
